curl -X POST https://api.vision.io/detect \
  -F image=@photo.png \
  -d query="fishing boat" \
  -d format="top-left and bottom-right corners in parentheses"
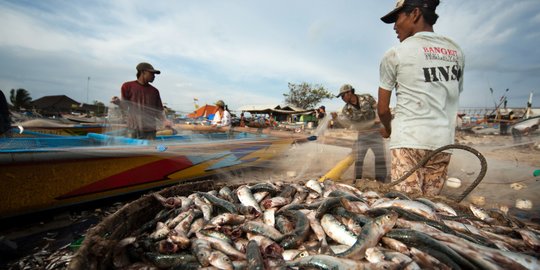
top-left (0, 131), bottom-right (309, 219)
top-left (10, 123), bottom-right (126, 138)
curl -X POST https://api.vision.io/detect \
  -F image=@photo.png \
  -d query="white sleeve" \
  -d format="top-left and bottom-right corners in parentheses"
top-left (212, 111), bottom-right (221, 125)
top-left (221, 111), bottom-right (231, 126)
top-left (379, 47), bottom-right (398, 92)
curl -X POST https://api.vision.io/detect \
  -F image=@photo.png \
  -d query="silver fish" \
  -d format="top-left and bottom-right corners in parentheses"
top-left (287, 254), bottom-right (398, 270)
top-left (191, 238), bottom-right (212, 267)
top-left (305, 179), bottom-right (323, 194)
top-left (236, 185), bottom-right (263, 213)
top-left (196, 232), bottom-right (246, 260)
top-left (372, 199), bottom-right (439, 221)
top-left (320, 214), bottom-right (357, 246)
top-left (336, 211), bottom-right (398, 260)
top-left (208, 250), bottom-right (233, 270)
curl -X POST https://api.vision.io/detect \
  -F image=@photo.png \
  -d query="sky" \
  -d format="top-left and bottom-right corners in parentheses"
top-left (1, 0), bottom-right (539, 115)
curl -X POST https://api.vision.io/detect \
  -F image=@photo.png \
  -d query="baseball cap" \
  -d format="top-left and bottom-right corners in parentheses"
top-left (136, 62), bottom-right (161, 74)
top-left (336, 84), bottom-right (354, 98)
top-left (381, 0), bottom-right (436, 24)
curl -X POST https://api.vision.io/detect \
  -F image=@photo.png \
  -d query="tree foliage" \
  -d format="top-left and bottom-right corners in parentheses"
top-left (9, 88), bottom-right (32, 111)
top-left (93, 100), bottom-right (107, 116)
top-left (283, 82), bottom-right (334, 110)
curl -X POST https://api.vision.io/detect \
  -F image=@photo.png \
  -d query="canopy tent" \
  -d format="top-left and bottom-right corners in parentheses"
top-left (187, 104), bottom-right (218, 119)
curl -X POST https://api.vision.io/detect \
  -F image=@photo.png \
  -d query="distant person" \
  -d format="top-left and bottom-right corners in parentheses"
top-left (337, 84), bottom-right (387, 182)
top-left (378, 0), bottom-right (465, 195)
top-left (0, 90), bottom-right (12, 137)
top-left (499, 111), bottom-right (514, 135)
top-left (239, 112), bottom-right (246, 127)
top-left (212, 100), bottom-right (231, 127)
top-left (115, 62), bottom-right (165, 140)
top-left (315, 105), bottom-right (326, 126)
top-left (329, 112), bottom-right (343, 129)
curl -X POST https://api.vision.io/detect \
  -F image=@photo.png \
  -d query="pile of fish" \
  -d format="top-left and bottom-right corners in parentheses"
top-left (112, 180), bottom-right (540, 269)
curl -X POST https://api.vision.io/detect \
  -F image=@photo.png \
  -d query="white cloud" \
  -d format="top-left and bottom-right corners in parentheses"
top-left (0, 0), bottom-right (539, 112)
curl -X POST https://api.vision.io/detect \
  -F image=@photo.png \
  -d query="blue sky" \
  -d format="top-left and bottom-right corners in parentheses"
top-left (1, 0), bottom-right (539, 115)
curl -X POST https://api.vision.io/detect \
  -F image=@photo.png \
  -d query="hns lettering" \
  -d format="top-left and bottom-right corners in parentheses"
top-left (421, 46), bottom-right (462, 83)
top-left (423, 65), bottom-right (462, 83)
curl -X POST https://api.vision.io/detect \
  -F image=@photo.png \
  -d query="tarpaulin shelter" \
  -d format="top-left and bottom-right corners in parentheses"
top-left (187, 104), bottom-right (218, 119)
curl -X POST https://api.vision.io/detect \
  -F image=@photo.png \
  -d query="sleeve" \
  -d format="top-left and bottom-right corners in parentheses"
top-left (459, 51), bottom-right (465, 94)
top-left (211, 111), bottom-right (220, 125)
top-left (120, 82), bottom-right (130, 101)
top-left (379, 47), bottom-right (398, 92)
top-left (221, 111), bottom-right (231, 126)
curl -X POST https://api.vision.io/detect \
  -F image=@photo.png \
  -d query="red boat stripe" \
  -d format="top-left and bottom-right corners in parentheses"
top-left (57, 156), bottom-right (193, 199)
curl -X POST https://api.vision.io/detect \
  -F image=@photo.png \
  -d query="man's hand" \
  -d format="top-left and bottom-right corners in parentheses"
top-left (379, 127), bottom-right (391, 138)
top-left (111, 96), bottom-right (120, 105)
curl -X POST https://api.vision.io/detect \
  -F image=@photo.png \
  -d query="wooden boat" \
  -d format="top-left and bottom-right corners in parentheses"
top-left (0, 131), bottom-right (308, 219)
top-left (10, 123), bottom-right (126, 137)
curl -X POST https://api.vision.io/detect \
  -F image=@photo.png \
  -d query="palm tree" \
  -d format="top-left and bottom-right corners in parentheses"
top-left (9, 88), bottom-right (32, 111)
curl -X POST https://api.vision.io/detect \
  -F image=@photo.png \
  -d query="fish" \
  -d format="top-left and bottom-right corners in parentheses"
top-left (469, 204), bottom-right (495, 223)
top-left (286, 254), bottom-right (399, 270)
top-left (241, 221), bottom-right (284, 242)
top-left (386, 228), bottom-right (478, 270)
top-left (197, 192), bottom-right (238, 214)
top-left (320, 214), bottom-right (357, 246)
top-left (246, 234), bottom-right (283, 259)
top-left (219, 186), bottom-right (237, 203)
top-left (191, 238), bottom-right (212, 267)
top-left (107, 179), bottom-right (540, 270)
top-left (208, 250), bottom-right (233, 270)
top-left (261, 196), bottom-right (291, 209)
top-left (143, 252), bottom-right (198, 269)
top-left (305, 179), bottom-right (323, 194)
top-left (364, 247), bottom-right (385, 263)
top-left (149, 222), bottom-right (170, 240)
top-left (372, 199), bottom-right (439, 221)
top-left (246, 240), bottom-right (265, 270)
top-left (192, 195), bottom-right (213, 221)
top-left (278, 210), bottom-right (310, 249)
top-left (196, 232), bottom-right (246, 260)
top-left (206, 213), bottom-right (247, 229)
top-left (516, 228), bottom-right (540, 250)
top-left (236, 185), bottom-right (263, 213)
top-left (336, 211), bottom-right (398, 260)
top-left (263, 207), bottom-right (277, 227)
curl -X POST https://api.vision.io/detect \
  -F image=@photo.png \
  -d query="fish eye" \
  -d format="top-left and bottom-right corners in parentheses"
top-left (297, 251), bottom-right (309, 258)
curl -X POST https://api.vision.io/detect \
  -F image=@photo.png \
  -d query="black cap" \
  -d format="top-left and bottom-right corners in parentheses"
top-left (381, 0), bottom-right (435, 24)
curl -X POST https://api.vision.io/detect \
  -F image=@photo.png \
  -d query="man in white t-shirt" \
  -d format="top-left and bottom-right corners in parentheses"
top-left (377, 0), bottom-right (465, 195)
top-left (212, 100), bottom-right (231, 127)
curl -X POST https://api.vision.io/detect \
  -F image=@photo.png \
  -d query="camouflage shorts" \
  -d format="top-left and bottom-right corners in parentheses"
top-left (390, 148), bottom-right (451, 196)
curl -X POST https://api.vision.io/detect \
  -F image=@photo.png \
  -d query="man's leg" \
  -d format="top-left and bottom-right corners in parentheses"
top-left (390, 148), bottom-right (424, 194)
top-left (422, 152), bottom-right (451, 196)
top-left (368, 132), bottom-right (387, 182)
top-left (354, 133), bottom-right (369, 180)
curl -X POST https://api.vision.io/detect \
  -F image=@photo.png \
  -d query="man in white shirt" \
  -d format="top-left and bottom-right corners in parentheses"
top-left (212, 100), bottom-right (231, 127)
top-left (377, 0), bottom-right (465, 195)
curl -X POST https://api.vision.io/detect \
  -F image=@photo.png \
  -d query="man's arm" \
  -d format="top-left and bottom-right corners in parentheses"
top-left (377, 87), bottom-right (392, 138)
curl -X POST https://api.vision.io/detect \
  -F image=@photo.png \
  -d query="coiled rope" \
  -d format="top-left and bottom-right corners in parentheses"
top-left (386, 144), bottom-right (488, 203)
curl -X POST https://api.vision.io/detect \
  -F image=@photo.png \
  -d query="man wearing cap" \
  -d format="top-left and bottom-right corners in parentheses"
top-left (337, 84), bottom-right (387, 183)
top-left (315, 105), bottom-right (326, 127)
top-left (378, 0), bottom-right (465, 195)
top-left (117, 62), bottom-right (165, 139)
top-left (212, 100), bottom-right (231, 127)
